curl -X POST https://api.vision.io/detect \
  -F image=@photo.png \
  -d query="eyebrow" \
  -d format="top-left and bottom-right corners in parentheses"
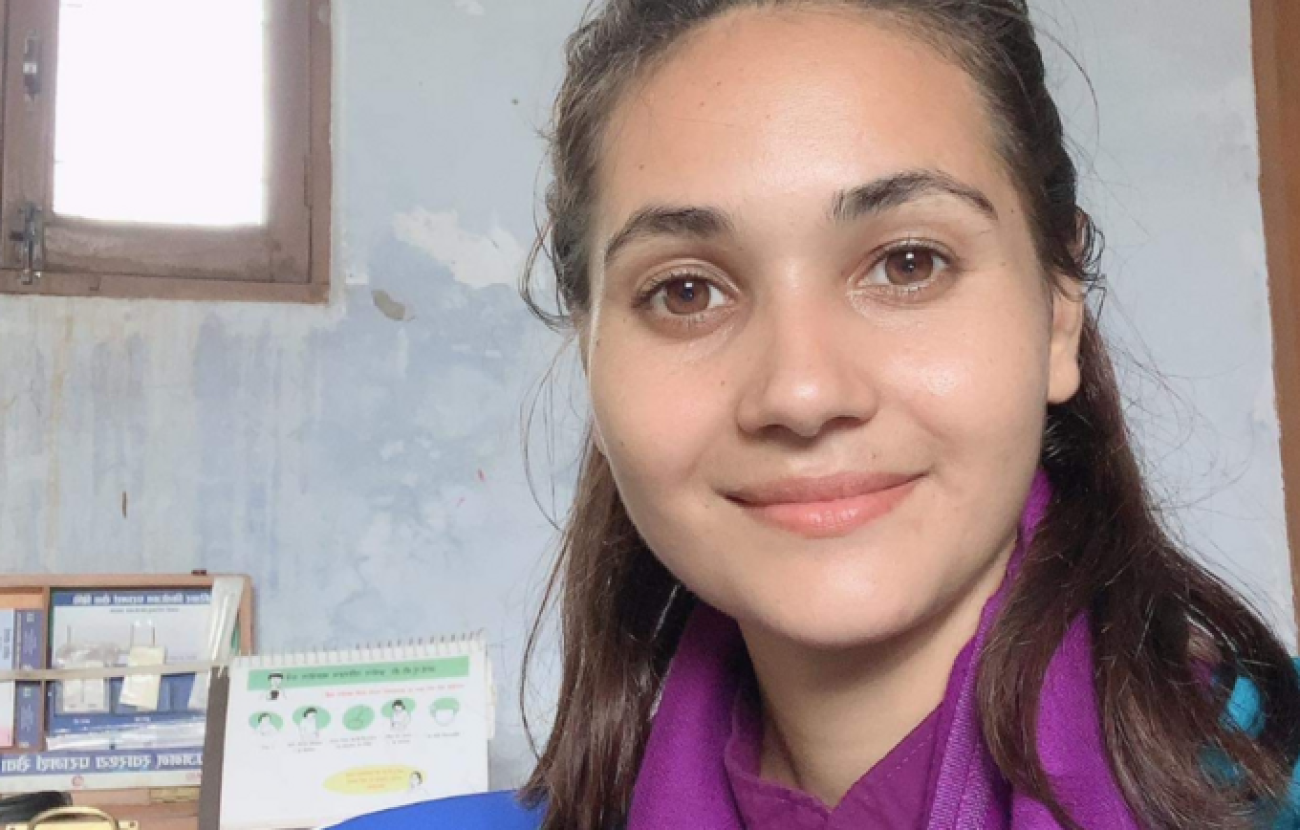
top-left (830, 170), bottom-right (998, 223)
top-left (602, 169), bottom-right (997, 268)
top-left (603, 206), bottom-right (735, 269)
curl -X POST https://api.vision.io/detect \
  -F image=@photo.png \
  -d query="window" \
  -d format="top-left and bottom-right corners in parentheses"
top-left (0, 0), bottom-right (331, 302)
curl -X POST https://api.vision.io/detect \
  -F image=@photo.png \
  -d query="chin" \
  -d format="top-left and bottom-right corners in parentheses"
top-left (730, 586), bottom-right (932, 652)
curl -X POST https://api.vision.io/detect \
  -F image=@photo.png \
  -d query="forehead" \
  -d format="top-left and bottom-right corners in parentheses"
top-left (596, 7), bottom-right (1010, 229)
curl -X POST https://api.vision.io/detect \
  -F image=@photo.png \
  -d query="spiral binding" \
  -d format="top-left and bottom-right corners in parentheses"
top-left (230, 630), bottom-right (485, 669)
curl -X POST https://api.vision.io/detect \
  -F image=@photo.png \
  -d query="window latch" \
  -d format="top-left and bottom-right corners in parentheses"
top-left (10, 202), bottom-right (44, 286)
top-left (22, 35), bottom-right (41, 99)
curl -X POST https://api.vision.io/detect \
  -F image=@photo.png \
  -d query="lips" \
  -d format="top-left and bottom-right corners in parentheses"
top-left (727, 471), bottom-right (921, 538)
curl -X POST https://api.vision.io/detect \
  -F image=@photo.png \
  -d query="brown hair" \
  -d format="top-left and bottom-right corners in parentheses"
top-left (518, 2), bottom-right (1300, 828)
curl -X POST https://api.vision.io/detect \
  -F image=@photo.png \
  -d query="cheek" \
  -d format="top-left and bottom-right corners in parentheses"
top-left (884, 300), bottom-right (1051, 455)
top-left (588, 326), bottom-right (729, 497)
top-left (589, 352), bottom-right (738, 594)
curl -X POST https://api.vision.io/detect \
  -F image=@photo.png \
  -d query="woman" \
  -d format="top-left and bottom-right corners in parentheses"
top-left (299, 707), bottom-right (321, 740)
top-left (389, 700), bottom-right (411, 732)
top-left (340, 0), bottom-right (1300, 827)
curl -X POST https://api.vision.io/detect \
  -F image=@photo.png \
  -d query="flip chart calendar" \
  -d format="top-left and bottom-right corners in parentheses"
top-left (217, 634), bottom-right (492, 830)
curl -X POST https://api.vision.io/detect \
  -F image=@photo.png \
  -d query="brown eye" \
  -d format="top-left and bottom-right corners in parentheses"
top-left (864, 244), bottom-right (952, 291)
top-left (885, 248), bottom-right (936, 285)
top-left (656, 277), bottom-right (723, 316)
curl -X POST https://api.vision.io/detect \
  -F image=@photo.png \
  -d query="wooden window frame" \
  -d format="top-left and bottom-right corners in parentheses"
top-left (0, 0), bottom-right (330, 304)
top-left (1254, 0), bottom-right (1300, 630)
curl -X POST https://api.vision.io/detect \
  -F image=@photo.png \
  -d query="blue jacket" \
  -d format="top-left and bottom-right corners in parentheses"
top-left (333, 669), bottom-right (1300, 829)
top-left (337, 789), bottom-right (544, 829)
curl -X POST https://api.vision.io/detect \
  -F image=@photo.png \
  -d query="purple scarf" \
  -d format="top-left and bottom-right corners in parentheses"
top-left (627, 471), bottom-right (1142, 830)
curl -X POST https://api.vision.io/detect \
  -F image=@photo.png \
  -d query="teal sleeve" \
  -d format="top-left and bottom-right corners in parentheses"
top-left (1281, 659), bottom-right (1300, 828)
top-left (1226, 659), bottom-right (1300, 828)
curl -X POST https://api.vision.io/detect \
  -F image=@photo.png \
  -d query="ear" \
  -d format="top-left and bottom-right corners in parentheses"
top-left (574, 309), bottom-right (592, 374)
top-left (573, 311), bottom-right (609, 457)
top-left (1046, 272), bottom-right (1086, 405)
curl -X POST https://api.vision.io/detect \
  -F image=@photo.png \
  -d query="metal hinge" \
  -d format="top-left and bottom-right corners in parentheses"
top-left (10, 202), bottom-right (44, 286)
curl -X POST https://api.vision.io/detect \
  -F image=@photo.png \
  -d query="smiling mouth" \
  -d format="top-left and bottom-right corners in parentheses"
top-left (728, 474), bottom-right (921, 539)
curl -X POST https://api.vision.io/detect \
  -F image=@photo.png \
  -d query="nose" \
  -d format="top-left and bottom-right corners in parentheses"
top-left (734, 289), bottom-right (880, 440)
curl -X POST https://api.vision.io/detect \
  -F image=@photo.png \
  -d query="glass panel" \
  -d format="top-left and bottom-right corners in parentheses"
top-left (53, 0), bottom-right (266, 226)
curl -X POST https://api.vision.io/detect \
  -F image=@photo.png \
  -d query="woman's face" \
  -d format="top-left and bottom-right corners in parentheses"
top-left (583, 8), bottom-right (1084, 649)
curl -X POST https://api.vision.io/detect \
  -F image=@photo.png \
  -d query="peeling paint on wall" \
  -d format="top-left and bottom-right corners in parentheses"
top-left (371, 289), bottom-right (410, 322)
top-left (393, 208), bottom-right (526, 291)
